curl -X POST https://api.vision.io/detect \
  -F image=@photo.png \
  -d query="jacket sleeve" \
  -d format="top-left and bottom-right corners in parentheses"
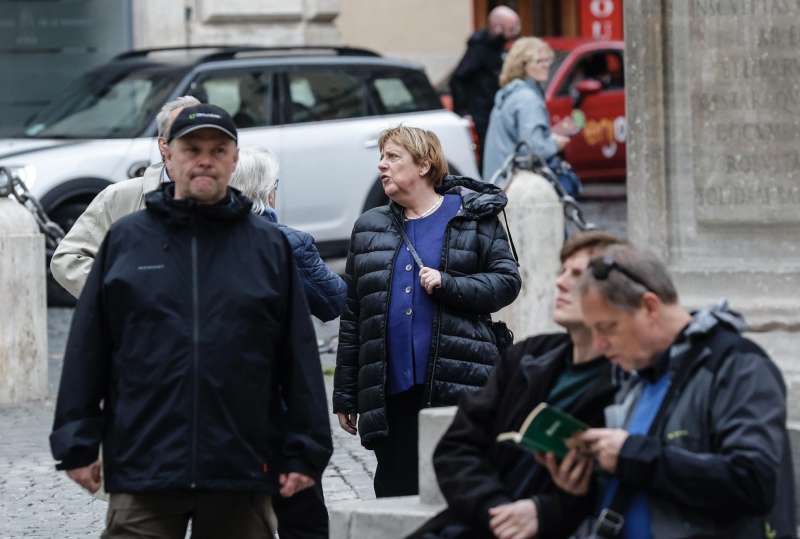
top-left (332, 239), bottom-right (360, 413)
top-left (290, 230), bottom-right (346, 322)
top-left (432, 217), bottom-right (521, 315)
top-left (278, 236), bottom-right (333, 481)
top-left (514, 92), bottom-right (559, 160)
top-left (615, 350), bottom-right (785, 515)
top-left (433, 343), bottom-right (519, 529)
top-left (50, 234), bottom-right (113, 470)
top-left (49, 187), bottom-right (115, 299)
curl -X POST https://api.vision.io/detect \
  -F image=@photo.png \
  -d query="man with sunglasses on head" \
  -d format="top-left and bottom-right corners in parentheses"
top-left (547, 244), bottom-right (795, 538)
top-left (409, 231), bottom-right (624, 539)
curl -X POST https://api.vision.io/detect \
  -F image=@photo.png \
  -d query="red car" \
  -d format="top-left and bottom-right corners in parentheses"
top-left (544, 38), bottom-right (625, 184)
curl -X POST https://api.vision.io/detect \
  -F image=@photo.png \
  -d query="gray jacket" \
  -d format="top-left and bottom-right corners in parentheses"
top-left (50, 164), bottom-right (163, 298)
top-left (482, 78), bottom-right (558, 181)
top-left (601, 304), bottom-right (794, 538)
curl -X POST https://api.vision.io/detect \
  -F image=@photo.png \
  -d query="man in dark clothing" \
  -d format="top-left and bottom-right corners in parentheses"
top-left (450, 5), bottom-right (520, 167)
top-left (551, 245), bottom-right (795, 538)
top-left (50, 104), bottom-right (333, 538)
top-left (409, 231), bottom-right (624, 539)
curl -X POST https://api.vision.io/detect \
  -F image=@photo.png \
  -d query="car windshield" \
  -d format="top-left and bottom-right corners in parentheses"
top-left (23, 66), bottom-right (183, 139)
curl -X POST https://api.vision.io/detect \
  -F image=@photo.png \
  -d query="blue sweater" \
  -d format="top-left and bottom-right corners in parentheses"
top-left (261, 208), bottom-right (346, 322)
top-left (386, 194), bottom-right (461, 394)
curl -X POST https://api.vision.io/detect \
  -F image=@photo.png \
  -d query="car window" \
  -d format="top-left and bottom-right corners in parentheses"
top-left (557, 50), bottom-right (624, 97)
top-left (23, 67), bottom-right (182, 139)
top-left (190, 70), bottom-right (273, 128)
top-left (368, 70), bottom-right (441, 114)
top-left (286, 69), bottom-right (367, 123)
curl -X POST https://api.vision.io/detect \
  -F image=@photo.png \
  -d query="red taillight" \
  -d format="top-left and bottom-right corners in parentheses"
top-left (466, 116), bottom-right (481, 168)
top-left (440, 93), bottom-right (454, 111)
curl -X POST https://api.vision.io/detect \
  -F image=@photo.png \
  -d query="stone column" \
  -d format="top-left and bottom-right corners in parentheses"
top-left (0, 198), bottom-right (47, 403)
top-left (624, 1), bottom-right (800, 414)
top-left (496, 170), bottom-right (564, 341)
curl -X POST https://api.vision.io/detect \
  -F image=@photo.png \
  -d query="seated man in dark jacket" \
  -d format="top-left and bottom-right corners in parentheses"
top-left (410, 231), bottom-right (625, 539)
top-left (548, 245), bottom-right (795, 538)
top-left (50, 104), bottom-right (333, 539)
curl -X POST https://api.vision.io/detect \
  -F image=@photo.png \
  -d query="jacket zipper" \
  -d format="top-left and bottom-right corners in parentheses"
top-left (425, 216), bottom-right (458, 406)
top-left (190, 231), bottom-right (199, 488)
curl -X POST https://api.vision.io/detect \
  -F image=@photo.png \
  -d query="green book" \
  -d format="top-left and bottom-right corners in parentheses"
top-left (496, 402), bottom-right (588, 459)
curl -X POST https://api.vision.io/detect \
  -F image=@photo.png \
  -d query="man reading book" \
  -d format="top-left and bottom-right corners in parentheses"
top-left (408, 231), bottom-right (625, 539)
top-left (546, 245), bottom-right (795, 538)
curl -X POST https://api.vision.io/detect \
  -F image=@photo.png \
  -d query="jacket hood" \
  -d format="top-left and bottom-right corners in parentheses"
top-left (438, 175), bottom-right (508, 218)
top-left (145, 182), bottom-right (253, 225)
top-left (494, 78), bottom-right (541, 108)
top-left (687, 299), bottom-right (748, 338)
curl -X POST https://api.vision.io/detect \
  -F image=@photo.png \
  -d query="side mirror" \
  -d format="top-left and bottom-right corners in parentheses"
top-left (572, 78), bottom-right (603, 108)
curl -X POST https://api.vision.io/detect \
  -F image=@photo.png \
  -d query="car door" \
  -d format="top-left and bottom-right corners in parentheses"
top-left (547, 47), bottom-right (625, 183)
top-left (273, 65), bottom-right (382, 247)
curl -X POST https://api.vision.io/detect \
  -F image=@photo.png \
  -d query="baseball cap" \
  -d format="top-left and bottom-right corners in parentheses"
top-left (167, 104), bottom-right (238, 144)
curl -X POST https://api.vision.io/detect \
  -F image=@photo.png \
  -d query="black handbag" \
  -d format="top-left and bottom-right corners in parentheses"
top-left (392, 213), bottom-right (513, 353)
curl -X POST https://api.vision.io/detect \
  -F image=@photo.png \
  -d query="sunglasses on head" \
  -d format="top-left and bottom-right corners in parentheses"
top-left (588, 255), bottom-right (654, 293)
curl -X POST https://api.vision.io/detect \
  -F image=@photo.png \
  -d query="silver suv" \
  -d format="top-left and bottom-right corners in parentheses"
top-left (0, 45), bottom-right (479, 298)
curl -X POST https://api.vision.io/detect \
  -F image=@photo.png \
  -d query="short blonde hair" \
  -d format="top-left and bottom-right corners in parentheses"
top-left (378, 126), bottom-right (449, 187)
top-left (499, 37), bottom-right (553, 87)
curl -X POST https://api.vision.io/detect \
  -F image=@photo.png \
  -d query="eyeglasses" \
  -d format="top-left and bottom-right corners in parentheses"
top-left (536, 57), bottom-right (554, 66)
top-left (588, 256), bottom-right (654, 293)
top-left (269, 177), bottom-right (280, 193)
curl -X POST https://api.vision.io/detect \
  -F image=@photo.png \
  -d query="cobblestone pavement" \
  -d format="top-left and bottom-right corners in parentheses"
top-left (0, 310), bottom-right (376, 539)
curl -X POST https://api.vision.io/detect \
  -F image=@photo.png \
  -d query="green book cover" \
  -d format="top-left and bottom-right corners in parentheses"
top-left (496, 402), bottom-right (588, 459)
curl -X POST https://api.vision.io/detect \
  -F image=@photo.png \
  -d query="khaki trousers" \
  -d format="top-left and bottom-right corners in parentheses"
top-left (101, 491), bottom-right (277, 539)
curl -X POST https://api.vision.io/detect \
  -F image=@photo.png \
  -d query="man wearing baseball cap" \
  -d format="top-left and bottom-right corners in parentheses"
top-left (51, 104), bottom-right (332, 538)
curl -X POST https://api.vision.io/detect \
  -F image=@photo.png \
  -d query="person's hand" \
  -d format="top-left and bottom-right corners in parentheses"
top-left (552, 117), bottom-right (579, 137)
top-left (419, 267), bottom-right (442, 295)
top-left (279, 472), bottom-right (316, 497)
top-left (488, 499), bottom-right (539, 539)
top-left (66, 459), bottom-right (102, 494)
top-left (336, 411), bottom-right (358, 435)
top-left (552, 133), bottom-right (571, 150)
top-left (535, 448), bottom-right (593, 496)
top-left (578, 428), bottom-right (629, 473)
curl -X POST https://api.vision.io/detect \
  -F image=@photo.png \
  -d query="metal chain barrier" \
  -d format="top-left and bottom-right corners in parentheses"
top-left (0, 167), bottom-right (65, 250)
top-left (488, 143), bottom-right (596, 232)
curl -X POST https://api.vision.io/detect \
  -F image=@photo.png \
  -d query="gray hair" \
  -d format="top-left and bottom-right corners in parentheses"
top-left (230, 147), bottom-right (280, 215)
top-left (579, 244), bottom-right (679, 311)
top-left (155, 95), bottom-right (201, 138)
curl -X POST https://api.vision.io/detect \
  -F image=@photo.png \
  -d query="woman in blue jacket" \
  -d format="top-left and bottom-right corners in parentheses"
top-left (482, 37), bottom-right (570, 183)
top-left (231, 147), bottom-right (347, 323)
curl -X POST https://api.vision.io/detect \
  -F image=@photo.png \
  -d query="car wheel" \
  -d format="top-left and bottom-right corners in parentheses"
top-left (46, 201), bottom-right (89, 307)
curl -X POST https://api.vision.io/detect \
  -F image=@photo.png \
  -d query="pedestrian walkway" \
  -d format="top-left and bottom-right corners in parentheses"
top-left (0, 309), bottom-right (375, 538)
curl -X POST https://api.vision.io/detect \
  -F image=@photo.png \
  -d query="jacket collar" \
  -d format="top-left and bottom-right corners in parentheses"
top-left (145, 182), bottom-right (253, 226)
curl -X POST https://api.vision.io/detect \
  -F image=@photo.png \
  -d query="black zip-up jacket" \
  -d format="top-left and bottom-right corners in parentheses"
top-left (50, 184), bottom-right (333, 493)
top-left (608, 306), bottom-right (795, 538)
top-left (333, 176), bottom-right (521, 449)
top-left (451, 29), bottom-right (506, 143)
top-left (409, 334), bottom-right (616, 539)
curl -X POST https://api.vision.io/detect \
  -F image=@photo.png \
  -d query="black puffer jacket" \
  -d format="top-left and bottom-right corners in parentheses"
top-left (333, 176), bottom-right (521, 448)
top-left (50, 185), bottom-right (332, 493)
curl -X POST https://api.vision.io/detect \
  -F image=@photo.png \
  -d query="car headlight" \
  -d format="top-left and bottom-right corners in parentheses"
top-left (0, 168), bottom-right (11, 197)
top-left (4, 164), bottom-right (37, 190)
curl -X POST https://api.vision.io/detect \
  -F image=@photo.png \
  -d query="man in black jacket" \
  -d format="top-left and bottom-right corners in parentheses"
top-left (410, 231), bottom-right (624, 539)
top-left (554, 245), bottom-right (795, 538)
top-left (450, 5), bottom-right (520, 167)
top-left (50, 104), bottom-right (332, 538)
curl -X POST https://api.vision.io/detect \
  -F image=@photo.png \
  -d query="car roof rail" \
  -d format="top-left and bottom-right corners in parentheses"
top-left (114, 45), bottom-right (381, 63)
